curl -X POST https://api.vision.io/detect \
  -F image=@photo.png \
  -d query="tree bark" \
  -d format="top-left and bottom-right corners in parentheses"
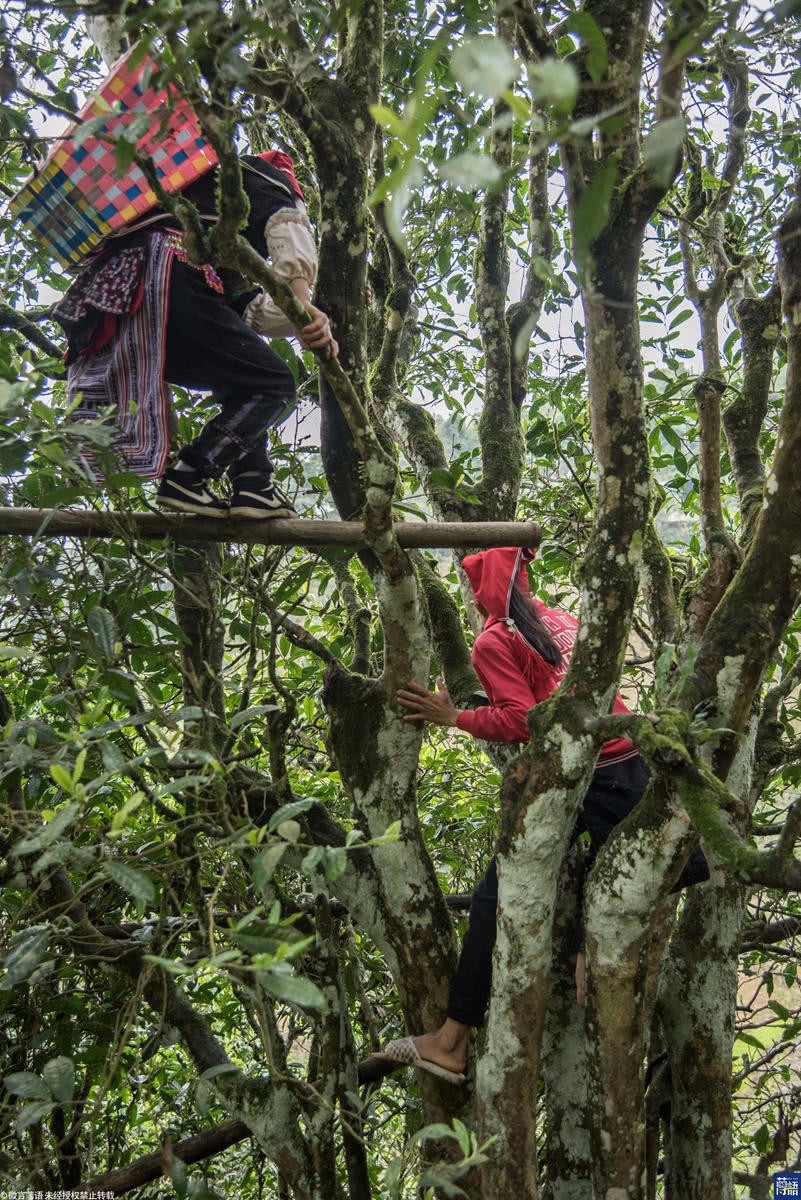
top-left (541, 855), bottom-right (592, 1200)
top-left (658, 880), bottom-right (744, 1200)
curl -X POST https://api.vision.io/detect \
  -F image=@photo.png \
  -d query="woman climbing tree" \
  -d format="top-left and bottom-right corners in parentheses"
top-left (53, 151), bottom-right (338, 518)
top-left (375, 546), bottom-right (709, 1083)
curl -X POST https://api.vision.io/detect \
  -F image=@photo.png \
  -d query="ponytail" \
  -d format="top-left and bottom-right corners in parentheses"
top-left (508, 582), bottom-right (563, 668)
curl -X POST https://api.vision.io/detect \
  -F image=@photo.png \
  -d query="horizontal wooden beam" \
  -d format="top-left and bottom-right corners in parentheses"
top-left (0, 508), bottom-right (541, 550)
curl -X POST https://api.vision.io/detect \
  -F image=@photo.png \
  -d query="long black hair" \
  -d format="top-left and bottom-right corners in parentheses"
top-left (508, 582), bottom-right (563, 668)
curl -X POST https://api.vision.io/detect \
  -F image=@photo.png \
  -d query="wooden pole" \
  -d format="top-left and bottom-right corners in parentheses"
top-left (0, 508), bottom-right (541, 549)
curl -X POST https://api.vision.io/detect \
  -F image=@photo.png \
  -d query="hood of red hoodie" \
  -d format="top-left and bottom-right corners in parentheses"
top-left (258, 151), bottom-right (304, 200)
top-left (462, 546), bottom-right (536, 620)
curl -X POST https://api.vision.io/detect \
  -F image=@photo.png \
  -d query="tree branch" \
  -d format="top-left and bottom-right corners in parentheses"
top-left (0, 301), bottom-right (65, 368)
top-left (740, 916), bottom-right (801, 951)
top-left (80, 1121), bottom-right (251, 1195)
top-left (641, 517), bottom-right (678, 651)
top-left (271, 607), bottom-right (340, 667)
top-left (674, 44), bottom-right (752, 636)
top-left (586, 709), bottom-right (801, 888)
top-left (0, 508), bottom-right (541, 548)
top-left (331, 558), bottom-right (373, 675)
top-left (339, 0), bottom-right (383, 105)
top-left (475, 6), bottom-right (522, 521)
top-left (8, 788), bottom-right (315, 1194)
top-left (723, 283), bottom-right (782, 546)
top-left (510, 0), bottom-right (556, 59)
top-left (506, 96), bottom-right (553, 410)
top-left (412, 551), bottom-right (481, 706)
top-left (675, 174), bottom-right (801, 771)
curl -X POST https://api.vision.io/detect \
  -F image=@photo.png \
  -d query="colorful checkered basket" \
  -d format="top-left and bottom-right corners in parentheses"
top-left (9, 46), bottom-right (218, 270)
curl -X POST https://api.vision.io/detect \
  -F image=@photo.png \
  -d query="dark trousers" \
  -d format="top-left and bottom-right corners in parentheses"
top-left (163, 259), bottom-right (297, 478)
top-left (447, 755), bottom-right (709, 1026)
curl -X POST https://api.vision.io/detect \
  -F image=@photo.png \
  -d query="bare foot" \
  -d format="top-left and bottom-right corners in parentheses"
top-left (411, 1020), bottom-right (470, 1074)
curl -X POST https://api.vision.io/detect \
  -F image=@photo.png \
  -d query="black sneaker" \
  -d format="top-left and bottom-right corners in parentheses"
top-left (155, 468), bottom-right (228, 518)
top-left (229, 476), bottom-right (297, 520)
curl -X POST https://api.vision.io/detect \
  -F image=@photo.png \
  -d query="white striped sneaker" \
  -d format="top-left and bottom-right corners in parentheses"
top-left (229, 479), bottom-right (297, 520)
top-left (155, 469), bottom-right (228, 517)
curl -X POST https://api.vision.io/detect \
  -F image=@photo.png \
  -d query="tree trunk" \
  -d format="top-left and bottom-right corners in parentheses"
top-left (658, 879), bottom-right (744, 1200)
top-left (541, 855), bottom-right (592, 1200)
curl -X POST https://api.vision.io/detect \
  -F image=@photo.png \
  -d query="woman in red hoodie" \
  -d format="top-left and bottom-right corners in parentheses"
top-left (378, 545), bottom-right (707, 1084)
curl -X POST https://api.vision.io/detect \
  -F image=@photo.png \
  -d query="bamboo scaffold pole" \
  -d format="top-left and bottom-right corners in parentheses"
top-left (0, 508), bottom-right (541, 550)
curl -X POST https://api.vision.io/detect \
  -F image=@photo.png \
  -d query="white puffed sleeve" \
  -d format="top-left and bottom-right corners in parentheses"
top-left (242, 292), bottom-right (295, 336)
top-left (242, 202), bottom-right (318, 336)
top-left (265, 203), bottom-right (318, 288)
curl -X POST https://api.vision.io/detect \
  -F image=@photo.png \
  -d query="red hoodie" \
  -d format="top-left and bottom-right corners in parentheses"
top-left (455, 547), bottom-right (637, 765)
top-left (258, 151), bottom-right (304, 200)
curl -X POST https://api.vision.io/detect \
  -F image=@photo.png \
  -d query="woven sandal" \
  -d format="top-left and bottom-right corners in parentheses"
top-left (370, 1036), bottom-right (466, 1085)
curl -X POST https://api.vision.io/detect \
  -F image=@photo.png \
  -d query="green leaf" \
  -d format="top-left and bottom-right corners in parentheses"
top-left (572, 160), bottom-right (618, 276)
top-left (110, 790), bottom-right (146, 833)
top-left (74, 108), bottom-right (113, 148)
top-left (103, 860), bottom-right (156, 904)
top-left (156, 774), bottom-right (207, 797)
top-left (276, 819), bottom-right (301, 844)
top-left (0, 645), bottom-right (34, 661)
top-left (268, 797), bottom-right (315, 831)
top-left (0, 927), bottom-right (51, 990)
top-left (253, 843), bottom-right (288, 891)
top-left (258, 970), bottom-right (327, 1011)
top-left (451, 37), bottom-right (518, 98)
top-left (569, 104), bottom-right (626, 139)
top-left (170, 1153), bottom-right (188, 1199)
top-left (642, 116), bottom-right (686, 188)
top-left (171, 706), bottom-right (207, 723)
top-left (72, 748), bottom-right (87, 783)
top-left (499, 87), bottom-right (532, 123)
top-left (43, 1056), bottom-right (75, 1103)
top-left (100, 741), bottom-right (127, 773)
top-left (654, 643), bottom-right (675, 692)
top-left (438, 152), bottom-right (502, 190)
top-left (4, 1071), bottom-right (51, 1100)
top-left (566, 13), bottom-right (608, 83)
top-left (114, 137), bottom-right (138, 175)
top-left (300, 845), bottom-right (324, 874)
top-left (409, 1122), bottom-right (462, 1147)
top-left (231, 930), bottom-right (283, 956)
top-left (734, 1031), bottom-right (765, 1051)
top-left (368, 103), bottom-right (405, 137)
top-left (103, 669), bottom-right (140, 706)
top-left (14, 804), bottom-right (78, 855)
top-left (324, 846), bottom-right (348, 881)
top-left (49, 762), bottom-right (74, 793)
top-left (528, 58), bottom-right (579, 115)
top-left (88, 605), bottom-right (119, 659)
top-left (365, 819), bottom-right (402, 845)
top-left (143, 954), bottom-right (191, 975)
top-left (385, 160), bottom-right (423, 251)
top-left (229, 704), bottom-right (279, 731)
top-left (15, 1100), bottom-right (54, 1134)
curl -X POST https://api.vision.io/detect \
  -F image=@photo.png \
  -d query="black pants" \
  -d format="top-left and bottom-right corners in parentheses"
top-left (446, 755), bottom-right (709, 1026)
top-left (163, 259), bottom-right (297, 478)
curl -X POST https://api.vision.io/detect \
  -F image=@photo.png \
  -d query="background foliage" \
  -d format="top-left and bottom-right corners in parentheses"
top-left (1, 1), bottom-right (800, 1197)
